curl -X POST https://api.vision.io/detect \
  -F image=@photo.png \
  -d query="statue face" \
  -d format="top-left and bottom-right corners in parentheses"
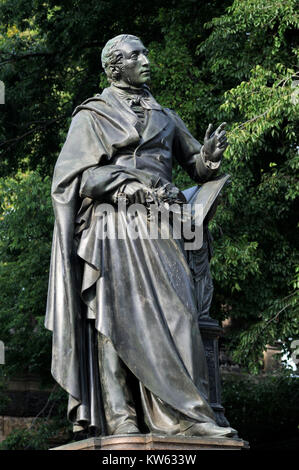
top-left (118, 38), bottom-right (150, 87)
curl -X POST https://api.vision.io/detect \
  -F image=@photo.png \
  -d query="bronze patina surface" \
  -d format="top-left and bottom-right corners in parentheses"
top-left (45, 34), bottom-right (237, 440)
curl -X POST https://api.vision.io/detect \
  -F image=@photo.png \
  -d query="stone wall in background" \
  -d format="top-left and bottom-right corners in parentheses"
top-left (0, 416), bottom-right (35, 443)
top-left (0, 374), bottom-right (53, 443)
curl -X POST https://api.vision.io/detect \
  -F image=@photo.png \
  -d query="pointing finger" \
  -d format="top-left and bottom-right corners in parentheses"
top-left (215, 122), bottom-right (227, 136)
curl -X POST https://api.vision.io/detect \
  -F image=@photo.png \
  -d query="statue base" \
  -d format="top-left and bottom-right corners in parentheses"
top-left (51, 434), bottom-right (249, 451)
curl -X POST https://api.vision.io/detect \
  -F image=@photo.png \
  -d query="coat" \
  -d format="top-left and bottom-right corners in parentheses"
top-left (45, 85), bottom-right (221, 430)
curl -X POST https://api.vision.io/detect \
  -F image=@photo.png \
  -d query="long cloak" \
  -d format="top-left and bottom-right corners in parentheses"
top-left (45, 87), bottom-right (219, 431)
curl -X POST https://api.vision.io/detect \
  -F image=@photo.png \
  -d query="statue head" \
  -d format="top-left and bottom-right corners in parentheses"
top-left (101, 34), bottom-right (150, 87)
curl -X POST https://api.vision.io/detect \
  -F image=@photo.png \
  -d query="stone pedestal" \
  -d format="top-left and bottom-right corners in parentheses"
top-left (51, 434), bottom-right (249, 451)
top-left (199, 318), bottom-right (229, 427)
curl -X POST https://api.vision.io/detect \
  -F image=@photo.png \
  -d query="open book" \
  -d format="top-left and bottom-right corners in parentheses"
top-left (182, 174), bottom-right (231, 221)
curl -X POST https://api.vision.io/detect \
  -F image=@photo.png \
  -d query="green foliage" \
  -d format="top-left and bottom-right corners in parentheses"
top-left (222, 372), bottom-right (299, 450)
top-left (0, 0), bottom-right (180, 176)
top-left (0, 172), bottom-right (53, 379)
top-left (198, 0), bottom-right (298, 85)
top-left (0, 0), bottom-right (298, 381)
top-left (198, 0), bottom-right (299, 370)
top-left (0, 0), bottom-right (230, 176)
top-left (0, 426), bottom-right (47, 450)
top-left (0, 386), bottom-right (71, 450)
top-left (0, 421), bottom-right (57, 450)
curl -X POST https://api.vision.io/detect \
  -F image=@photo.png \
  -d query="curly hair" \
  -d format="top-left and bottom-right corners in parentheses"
top-left (101, 34), bottom-right (140, 82)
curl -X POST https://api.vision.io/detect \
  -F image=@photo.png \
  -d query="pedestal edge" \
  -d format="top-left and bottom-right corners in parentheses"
top-left (51, 434), bottom-right (249, 451)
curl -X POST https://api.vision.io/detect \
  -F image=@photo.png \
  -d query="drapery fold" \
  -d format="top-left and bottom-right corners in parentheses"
top-left (46, 86), bottom-right (221, 431)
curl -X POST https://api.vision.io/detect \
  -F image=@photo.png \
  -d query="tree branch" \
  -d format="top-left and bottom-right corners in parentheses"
top-left (0, 116), bottom-right (66, 148)
top-left (29, 384), bottom-right (58, 429)
top-left (0, 51), bottom-right (53, 67)
top-left (241, 291), bottom-right (297, 363)
top-left (0, 40), bottom-right (104, 67)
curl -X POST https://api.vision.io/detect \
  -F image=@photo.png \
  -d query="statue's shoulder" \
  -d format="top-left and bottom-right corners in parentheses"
top-left (163, 107), bottom-right (179, 117)
top-left (72, 89), bottom-right (111, 118)
top-left (162, 107), bottom-right (186, 126)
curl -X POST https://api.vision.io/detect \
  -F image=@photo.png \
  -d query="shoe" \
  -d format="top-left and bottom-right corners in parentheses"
top-left (112, 422), bottom-right (141, 435)
top-left (180, 422), bottom-right (238, 439)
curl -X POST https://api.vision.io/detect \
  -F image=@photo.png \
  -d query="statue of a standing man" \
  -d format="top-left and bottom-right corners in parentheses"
top-left (45, 34), bottom-right (237, 439)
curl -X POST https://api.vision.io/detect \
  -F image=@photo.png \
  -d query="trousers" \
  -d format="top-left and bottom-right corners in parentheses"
top-left (98, 333), bottom-right (200, 435)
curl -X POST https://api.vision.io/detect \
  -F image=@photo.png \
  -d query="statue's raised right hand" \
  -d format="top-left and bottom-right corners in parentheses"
top-left (203, 122), bottom-right (228, 162)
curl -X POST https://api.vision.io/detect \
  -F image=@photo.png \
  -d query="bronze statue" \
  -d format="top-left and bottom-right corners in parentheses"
top-left (45, 34), bottom-right (237, 438)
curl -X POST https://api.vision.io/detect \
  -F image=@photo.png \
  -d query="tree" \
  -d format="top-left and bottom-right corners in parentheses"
top-left (0, 0), bottom-right (298, 380)
top-left (197, 0), bottom-right (299, 370)
top-left (0, 172), bottom-right (53, 379)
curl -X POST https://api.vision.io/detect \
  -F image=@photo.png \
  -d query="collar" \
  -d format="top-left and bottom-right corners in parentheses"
top-left (112, 82), bottom-right (150, 94)
top-left (111, 83), bottom-right (162, 110)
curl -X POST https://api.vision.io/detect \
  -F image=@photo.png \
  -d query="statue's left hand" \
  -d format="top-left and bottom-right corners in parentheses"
top-left (202, 122), bottom-right (228, 162)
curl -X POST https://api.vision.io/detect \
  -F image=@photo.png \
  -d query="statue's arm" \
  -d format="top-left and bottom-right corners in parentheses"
top-left (79, 166), bottom-right (119, 201)
top-left (168, 110), bottom-right (227, 183)
top-left (51, 110), bottom-right (109, 204)
top-left (79, 166), bottom-right (149, 204)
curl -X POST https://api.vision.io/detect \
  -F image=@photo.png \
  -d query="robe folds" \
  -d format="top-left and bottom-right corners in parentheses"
top-left (45, 85), bottom-right (221, 431)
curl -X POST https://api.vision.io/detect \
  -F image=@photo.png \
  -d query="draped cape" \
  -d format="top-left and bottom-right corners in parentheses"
top-left (45, 87), bottom-right (221, 430)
